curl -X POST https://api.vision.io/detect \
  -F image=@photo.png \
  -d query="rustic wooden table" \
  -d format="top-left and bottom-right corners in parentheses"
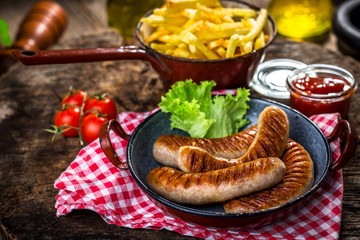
top-left (0, 1), bottom-right (359, 239)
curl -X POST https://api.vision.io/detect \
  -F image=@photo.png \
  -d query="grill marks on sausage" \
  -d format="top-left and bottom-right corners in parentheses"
top-left (224, 139), bottom-right (314, 213)
top-left (239, 107), bottom-right (289, 160)
top-left (179, 146), bottom-right (246, 173)
top-left (260, 110), bottom-right (289, 154)
top-left (188, 150), bottom-right (199, 171)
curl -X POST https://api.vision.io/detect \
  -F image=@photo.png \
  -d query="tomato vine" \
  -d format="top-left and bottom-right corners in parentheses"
top-left (45, 87), bottom-right (117, 145)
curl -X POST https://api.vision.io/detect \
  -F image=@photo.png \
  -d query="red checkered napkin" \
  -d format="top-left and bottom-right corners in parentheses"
top-left (55, 105), bottom-right (343, 240)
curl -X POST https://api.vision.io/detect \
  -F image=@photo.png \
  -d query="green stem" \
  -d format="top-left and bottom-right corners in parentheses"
top-left (83, 108), bottom-right (102, 116)
top-left (77, 92), bottom-right (88, 145)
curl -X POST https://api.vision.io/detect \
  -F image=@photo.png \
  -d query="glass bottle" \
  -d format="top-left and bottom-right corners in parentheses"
top-left (268, 0), bottom-right (333, 39)
top-left (107, 0), bottom-right (163, 40)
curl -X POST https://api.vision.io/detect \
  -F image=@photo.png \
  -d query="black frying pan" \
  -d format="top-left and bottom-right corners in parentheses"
top-left (100, 97), bottom-right (357, 228)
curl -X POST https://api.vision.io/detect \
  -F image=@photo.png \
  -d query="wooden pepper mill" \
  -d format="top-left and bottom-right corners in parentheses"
top-left (0, 1), bottom-right (68, 75)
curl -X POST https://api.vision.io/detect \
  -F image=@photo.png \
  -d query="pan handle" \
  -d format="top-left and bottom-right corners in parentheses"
top-left (99, 119), bottom-right (130, 169)
top-left (12, 46), bottom-right (171, 86)
top-left (327, 119), bottom-right (358, 171)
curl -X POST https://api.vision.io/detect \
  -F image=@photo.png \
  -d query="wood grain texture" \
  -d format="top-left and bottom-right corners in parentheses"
top-left (0, 0), bottom-right (359, 239)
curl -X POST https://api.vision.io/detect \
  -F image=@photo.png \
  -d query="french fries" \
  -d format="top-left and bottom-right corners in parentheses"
top-left (140, 0), bottom-right (270, 59)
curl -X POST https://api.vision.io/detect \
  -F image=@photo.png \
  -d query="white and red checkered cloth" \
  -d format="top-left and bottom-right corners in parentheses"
top-left (55, 101), bottom-right (342, 239)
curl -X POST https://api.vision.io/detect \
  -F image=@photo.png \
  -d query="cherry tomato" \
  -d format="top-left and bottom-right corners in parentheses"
top-left (54, 106), bottom-right (81, 137)
top-left (84, 94), bottom-right (117, 120)
top-left (61, 88), bottom-right (88, 108)
top-left (80, 113), bottom-right (108, 143)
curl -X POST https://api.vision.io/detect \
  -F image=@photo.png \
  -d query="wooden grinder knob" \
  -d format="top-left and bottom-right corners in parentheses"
top-left (0, 1), bottom-right (67, 74)
top-left (12, 1), bottom-right (68, 51)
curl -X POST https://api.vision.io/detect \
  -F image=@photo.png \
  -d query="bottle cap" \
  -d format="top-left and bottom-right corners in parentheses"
top-left (250, 58), bottom-right (307, 99)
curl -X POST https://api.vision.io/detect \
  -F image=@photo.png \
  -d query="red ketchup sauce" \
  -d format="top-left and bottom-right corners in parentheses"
top-left (288, 72), bottom-right (356, 118)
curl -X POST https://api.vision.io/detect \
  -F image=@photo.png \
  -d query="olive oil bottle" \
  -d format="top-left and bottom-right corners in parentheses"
top-left (268, 0), bottom-right (333, 39)
top-left (107, 0), bottom-right (163, 40)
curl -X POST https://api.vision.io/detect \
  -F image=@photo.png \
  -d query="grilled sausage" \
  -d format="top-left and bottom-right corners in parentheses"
top-left (152, 125), bottom-right (257, 168)
top-left (147, 157), bottom-right (286, 205)
top-left (223, 139), bottom-right (314, 213)
top-left (177, 106), bottom-right (289, 172)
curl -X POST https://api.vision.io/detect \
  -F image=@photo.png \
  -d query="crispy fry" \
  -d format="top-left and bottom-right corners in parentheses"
top-left (186, 42), bottom-right (205, 59)
top-left (150, 42), bottom-right (176, 52)
top-left (178, 43), bottom-right (188, 49)
top-left (221, 15), bottom-right (235, 23)
top-left (226, 34), bottom-right (240, 58)
top-left (242, 40), bottom-right (254, 54)
top-left (159, 34), bottom-right (183, 44)
top-left (180, 20), bottom-right (204, 34)
top-left (222, 39), bottom-right (229, 48)
top-left (215, 47), bottom-right (226, 58)
top-left (181, 9), bottom-right (197, 19)
top-left (156, 24), bottom-right (183, 33)
top-left (254, 31), bottom-right (265, 50)
top-left (196, 28), bottom-right (250, 41)
top-left (145, 33), bottom-right (161, 44)
top-left (174, 47), bottom-right (191, 58)
top-left (241, 18), bottom-right (255, 28)
top-left (207, 38), bottom-right (225, 49)
top-left (195, 3), bottom-right (223, 24)
top-left (203, 21), bottom-right (244, 32)
top-left (188, 44), bottom-right (196, 53)
top-left (184, 32), bottom-right (220, 59)
top-left (165, 49), bottom-right (175, 55)
top-left (241, 8), bottom-right (268, 42)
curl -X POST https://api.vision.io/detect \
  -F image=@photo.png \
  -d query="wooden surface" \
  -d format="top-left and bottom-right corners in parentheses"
top-left (1, 1), bottom-right (359, 240)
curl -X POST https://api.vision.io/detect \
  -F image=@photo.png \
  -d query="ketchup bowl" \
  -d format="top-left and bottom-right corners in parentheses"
top-left (286, 64), bottom-right (357, 118)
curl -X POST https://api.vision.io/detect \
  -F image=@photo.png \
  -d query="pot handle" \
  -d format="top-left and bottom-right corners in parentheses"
top-left (327, 119), bottom-right (358, 171)
top-left (99, 119), bottom-right (130, 169)
top-left (12, 46), bottom-right (171, 85)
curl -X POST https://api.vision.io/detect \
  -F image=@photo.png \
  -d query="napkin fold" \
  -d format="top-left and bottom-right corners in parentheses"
top-left (54, 107), bottom-right (342, 240)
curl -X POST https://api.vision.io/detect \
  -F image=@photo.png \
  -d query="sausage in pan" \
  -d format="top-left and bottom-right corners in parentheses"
top-left (177, 106), bottom-right (289, 172)
top-left (147, 157), bottom-right (286, 205)
top-left (152, 125), bottom-right (257, 168)
top-left (223, 139), bottom-right (314, 213)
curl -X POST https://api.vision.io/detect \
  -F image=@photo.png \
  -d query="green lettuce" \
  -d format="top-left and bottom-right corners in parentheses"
top-left (158, 79), bottom-right (250, 138)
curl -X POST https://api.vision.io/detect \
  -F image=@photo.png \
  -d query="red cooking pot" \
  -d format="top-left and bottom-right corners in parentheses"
top-left (12, 0), bottom-right (276, 90)
top-left (99, 97), bottom-right (357, 228)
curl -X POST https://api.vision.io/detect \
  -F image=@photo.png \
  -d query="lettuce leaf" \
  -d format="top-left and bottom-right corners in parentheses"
top-left (158, 79), bottom-right (250, 138)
